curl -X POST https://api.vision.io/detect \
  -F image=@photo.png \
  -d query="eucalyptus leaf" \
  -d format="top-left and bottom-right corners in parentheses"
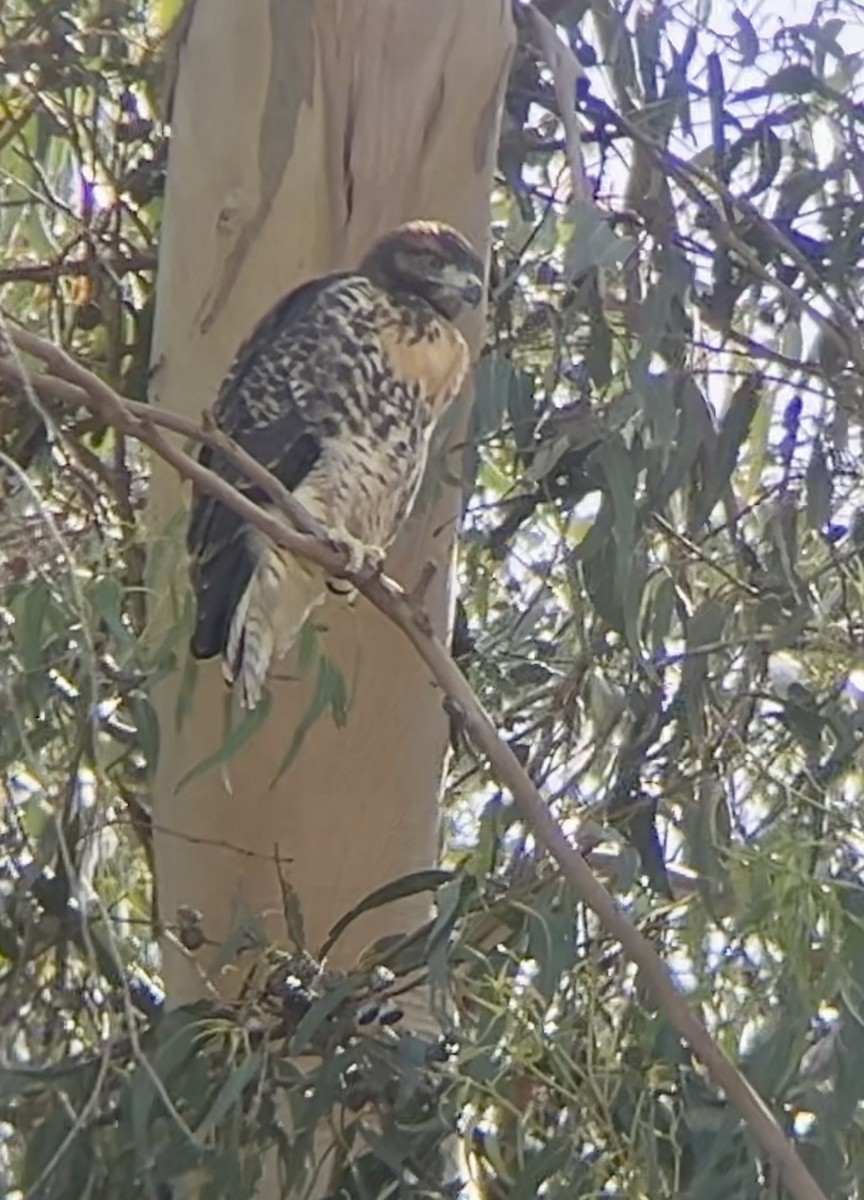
top-left (175, 692), bottom-right (273, 793)
top-left (563, 199), bottom-right (635, 280)
top-left (321, 869), bottom-right (454, 959)
top-left (692, 375), bottom-right (761, 528)
top-left (197, 1051), bottom-right (263, 1136)
top-left (271, 655), bottom-right (350, 783)
top-left (805, 440), bottom-right (832, 531)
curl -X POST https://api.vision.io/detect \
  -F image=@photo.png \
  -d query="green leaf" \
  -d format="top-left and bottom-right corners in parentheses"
top-left (525, 889), bottom-right (576, 1000)
top-left (745, 125), bottom-right (783, 200)
top-left (682, 774), bottom-right (732, 912)
top-left (647, 576), bottom-right (678, 651)
top-left (468, 793), bottom-right (510, 878)
top-left (174, 652), bottom-right (199, 731)
top-left (743, 381), bottom-right (773, 500)
top-left (563, 199), bottom-right (635, 280)
top-left (127, 1010), bottom-right (202, 1164)
top-left (797, 1137), bottom-right (844, 1200)
top-left (681, 1098), bottom-right (757, 1200)
top-left (210, 910), bottom-right (268, 974)
top-left (144, 506), bottom-right (187, 595)
top-left (693, 375), bottom-right (761, 528)
top-left (640, 373), bottom-right (678, 455)
top-left (741, 1008), bottom-right (809, 1099)
top-left (88, 576), bottom-right (133, 647)
top-left (296, 618), bottom-right (320, 675)
top-left (599, 434), bottom-right (635, 559)
top-left (598, 435), bottom-right (644, 646)
top-left (464, 355), bottom-right (535, 496)
top-left (586, 311), bottom-right (613, 388)
top-left (153, 0), bottom-right (190, 36)
top-left (634, 249), bottom-right (691, 365)
top-left (765, 64), bottom-right (820, 96)
top-left (822, 1002), bottom-right (864, 1131)
top-left (806, 440), bottom-right (832, 531)
top-left (142, 587), bottom-right (193, 680)
top-left (22, 1109), bottom-right (75, 1189)
top-left (653, 378), bottom-right (713, 505)
top-left (427, 876), bottom-right (470, 990)
top-left (175, 692), bottom-right (273, 793)
top-left (289, 978), bottom-right (357, 1056)
top-left (807, 18), bottom-right (847, 86)
top-left (732, 8), bottom-right (759, 66)
top-left (581, 535), bottom-right (624, 632)
top-left (471, 355), bottom-right (515, 441)
top-left (775, 167), bottom-right (825, 222)
top-left (130, 693), bottom-right (160, 774)
top-left (196, 1051), bottom-right (263, 1136)
top-left (12, 578), bottom-right (52, 676)
top-left (510, 1137), bottom-right (574, 1199)
top-left (681, 599), bottom-right (727, 745)
top-left (506, 367), bottom-right (537, 451)
top-left (270, 656), bottom-right (349, 784)
top-left (356, 1123), bottom-right (414, 1177)
top-left (320, 869), bottom-right (453, 959)
top-left (326, 656), bottom-right (349, 728)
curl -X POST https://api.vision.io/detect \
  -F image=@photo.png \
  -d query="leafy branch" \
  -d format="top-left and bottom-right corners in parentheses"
top-left (0, 322), bottom-right (830, 1200)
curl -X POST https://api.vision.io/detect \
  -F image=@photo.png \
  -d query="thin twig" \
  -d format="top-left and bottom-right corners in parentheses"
top-left (0, 325), bottom-right (828, 1200)
top-left (0, 253), bottom-right (155, 285)
top-left (651, 513), bottom-right (761, 598)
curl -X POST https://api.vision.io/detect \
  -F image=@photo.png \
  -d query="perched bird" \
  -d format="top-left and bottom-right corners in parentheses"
top-left (187, 220), bottom-right (484, 708)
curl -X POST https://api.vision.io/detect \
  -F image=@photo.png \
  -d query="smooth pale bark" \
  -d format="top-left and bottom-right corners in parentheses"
top-left (147, 2), bottom-right (514, 1005)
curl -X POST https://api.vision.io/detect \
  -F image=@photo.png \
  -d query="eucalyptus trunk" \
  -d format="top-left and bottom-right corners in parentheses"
top-left (147, 1), bottom-right (514, 1017)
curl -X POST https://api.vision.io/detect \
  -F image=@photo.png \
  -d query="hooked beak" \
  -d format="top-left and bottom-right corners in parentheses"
top-left (460, 277), bottom-right (484, 307)
top-left (441, 260), bottom-right (485, 309)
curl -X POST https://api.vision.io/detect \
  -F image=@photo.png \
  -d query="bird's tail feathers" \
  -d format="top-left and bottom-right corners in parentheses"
top-left (225, 546), bottom-right (326, 708)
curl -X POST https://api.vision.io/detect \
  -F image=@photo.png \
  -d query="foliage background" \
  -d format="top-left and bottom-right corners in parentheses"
top-left (1, 0), bottom-right (864, 1196)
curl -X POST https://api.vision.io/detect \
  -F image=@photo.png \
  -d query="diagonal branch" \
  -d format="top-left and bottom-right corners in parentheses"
top-left (0, 324), bottom-right (829, 1200)
top-left (0, 327), bottom-right (343, 569)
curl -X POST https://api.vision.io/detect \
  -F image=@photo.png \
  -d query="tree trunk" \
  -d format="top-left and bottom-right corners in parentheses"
top-left (147, 0), bottom-right (514, 1008)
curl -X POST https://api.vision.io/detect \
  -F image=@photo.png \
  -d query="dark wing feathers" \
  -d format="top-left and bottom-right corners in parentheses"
top-left (187, 273), bottom-right (343, 660)
top-left (212, 273), bottom-right (347, 423)
top-left (187, 431), bottom-right (322, 660)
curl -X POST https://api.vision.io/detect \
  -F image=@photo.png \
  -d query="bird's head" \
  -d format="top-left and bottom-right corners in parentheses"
top-left (360, 221), bottom-right (485, 321)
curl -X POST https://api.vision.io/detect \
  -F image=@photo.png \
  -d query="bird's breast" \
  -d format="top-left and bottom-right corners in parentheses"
top-left (376, 311), bottom-right (470, 421)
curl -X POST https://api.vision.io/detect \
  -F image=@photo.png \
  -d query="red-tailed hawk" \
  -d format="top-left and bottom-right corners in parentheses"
top-left (187, 220), bottom-right (484, 708)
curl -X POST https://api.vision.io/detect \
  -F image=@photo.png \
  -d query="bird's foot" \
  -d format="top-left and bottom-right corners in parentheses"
top-left (359, 544), bottom-right (386, 581)
top-left (328, 534), bottom-right (386, 583)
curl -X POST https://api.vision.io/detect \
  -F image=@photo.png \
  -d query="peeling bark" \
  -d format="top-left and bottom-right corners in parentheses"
top-left (147, 1), bottom-right (514, 1012)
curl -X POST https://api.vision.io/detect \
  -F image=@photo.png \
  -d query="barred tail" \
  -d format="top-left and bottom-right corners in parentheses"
top-left (224, 546), bottom-right (326, 709)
